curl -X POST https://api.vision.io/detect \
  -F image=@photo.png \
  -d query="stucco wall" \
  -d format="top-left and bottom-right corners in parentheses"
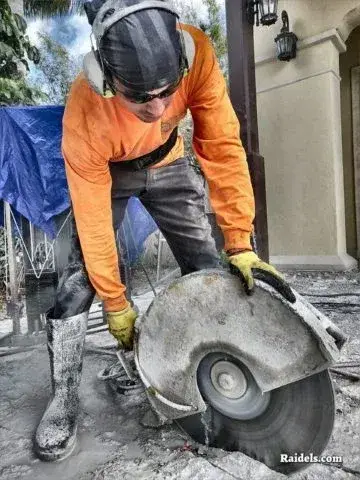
top-left (253, 0), bottom-right (360, 269)
top-left (257, 50), bottom-right (343, 255)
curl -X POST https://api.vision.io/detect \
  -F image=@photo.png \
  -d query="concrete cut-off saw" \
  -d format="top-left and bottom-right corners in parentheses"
top-left (103, 270), bottom-right (346, 474)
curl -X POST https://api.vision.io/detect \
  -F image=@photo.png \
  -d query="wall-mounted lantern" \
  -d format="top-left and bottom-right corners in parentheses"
top-left (246, 0), bottom-right (278, 27)
top-left (274, 10), bottom-right (298, 61)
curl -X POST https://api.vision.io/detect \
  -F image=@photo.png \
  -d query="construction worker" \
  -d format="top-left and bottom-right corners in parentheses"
top-left (34, 0), bottom-right (295, 462)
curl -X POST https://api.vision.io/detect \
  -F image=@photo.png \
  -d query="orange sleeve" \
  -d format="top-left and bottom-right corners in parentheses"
top-left (62, 79), bottom-right (128, 312)
top-left (188, 28), bottom-right (255, 251)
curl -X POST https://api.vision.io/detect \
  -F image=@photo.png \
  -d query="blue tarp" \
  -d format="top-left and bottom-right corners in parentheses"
top-left (0, 106), bottom-right (158, 265)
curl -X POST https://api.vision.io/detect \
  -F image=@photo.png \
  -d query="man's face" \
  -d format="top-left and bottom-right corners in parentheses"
top-left (112, 78), bottom-right (176, 123)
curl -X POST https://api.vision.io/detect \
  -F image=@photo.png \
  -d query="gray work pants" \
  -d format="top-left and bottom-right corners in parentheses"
top-left (53, 156), bottom-right (220, 319)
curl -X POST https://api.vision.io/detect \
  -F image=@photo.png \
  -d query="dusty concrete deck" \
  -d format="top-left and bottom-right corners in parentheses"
top-left (0, 271), bottom-right (359, 480)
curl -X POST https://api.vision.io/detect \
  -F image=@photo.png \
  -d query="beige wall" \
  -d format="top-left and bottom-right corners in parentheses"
top-left (253, 0), bottom-right (360, 269)
top-left (257, 45), bottom-right (344, 256)
top-left (339, 26), bottom-right (360, 259)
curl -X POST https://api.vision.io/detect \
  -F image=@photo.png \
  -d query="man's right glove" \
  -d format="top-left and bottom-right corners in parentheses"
top-left (106, 304), bottom-right (138, 350)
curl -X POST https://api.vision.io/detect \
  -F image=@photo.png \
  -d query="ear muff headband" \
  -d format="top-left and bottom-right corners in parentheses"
top-left (92, 0), bottom-right (179, 47)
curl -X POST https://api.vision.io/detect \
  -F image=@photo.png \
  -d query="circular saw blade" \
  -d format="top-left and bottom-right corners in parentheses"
top-left (176, 369), bottom-right (335, 474)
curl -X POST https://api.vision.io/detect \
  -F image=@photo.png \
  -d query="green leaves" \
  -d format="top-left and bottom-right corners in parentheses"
top-left (13, 13), bottom-right (27, 33)
top-left (27, 44), bottom-right (40, 64)
top-left (0, 1), bottom-right (43, 105)
top-left (23, 0), bottom-right (81, 18)
top-left (199, 0), bottom-right (227, 61)
top-left (0, 40), bottom-right (16, 59)
top-left (173, 0), bottom-right (227, 76)
top-left (0, 77), bottom-right (45, 105)
top-left (30, 32), bottom-right (82, 105)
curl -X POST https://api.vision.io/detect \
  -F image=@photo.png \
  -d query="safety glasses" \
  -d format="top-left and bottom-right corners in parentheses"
top-left (108, 49), bottom-right (187, 104)
top-left (120, 75), bottom-right (183, 104)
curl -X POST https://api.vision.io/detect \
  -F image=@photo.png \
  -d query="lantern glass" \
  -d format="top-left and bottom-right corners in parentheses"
top-left (275, 32), bottom-right (297, 61)
top-left (259, 0), bottom-right (278, 25)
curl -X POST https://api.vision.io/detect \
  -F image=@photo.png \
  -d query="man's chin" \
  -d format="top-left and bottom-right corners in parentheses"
top-left (137, 114), bottom-right (161, 123)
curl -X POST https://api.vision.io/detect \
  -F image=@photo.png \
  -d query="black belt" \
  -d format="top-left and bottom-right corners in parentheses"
top-left (111, 127), bottom-right (178, 171)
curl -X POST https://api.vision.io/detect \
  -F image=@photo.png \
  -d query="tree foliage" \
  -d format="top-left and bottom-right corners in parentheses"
top-left (23, 0), bottom-right (70, 17)
top-left (22, 0), bottom-right (84, 18)
top-left (31, 32), bottom-right (82, 105)
top-left (199, 0), bottom-right (227, 69)
top-left (0, 0), bottom-right (43, 105)
top-left (174, 0), bottom-right (227, 71)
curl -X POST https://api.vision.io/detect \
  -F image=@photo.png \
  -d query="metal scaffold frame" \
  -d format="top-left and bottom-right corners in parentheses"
top-left (0, 204), bottom-right (71, 343)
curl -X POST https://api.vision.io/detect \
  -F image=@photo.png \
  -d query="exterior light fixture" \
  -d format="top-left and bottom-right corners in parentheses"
top-left (246, 0), bottom-right (278, 27)
top-left (274, 10), bottom-right (298, 61)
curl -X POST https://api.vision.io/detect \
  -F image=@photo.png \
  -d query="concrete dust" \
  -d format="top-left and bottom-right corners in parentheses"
top-left (0, 271), bottom-right (359, 479)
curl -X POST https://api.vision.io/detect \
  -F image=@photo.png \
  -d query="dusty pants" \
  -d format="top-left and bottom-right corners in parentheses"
top-left (53, 156), bottom-right (221, 319)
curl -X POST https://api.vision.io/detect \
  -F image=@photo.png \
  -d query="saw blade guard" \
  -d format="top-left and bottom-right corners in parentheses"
top-left (134, 270), bottom-right (345, 421)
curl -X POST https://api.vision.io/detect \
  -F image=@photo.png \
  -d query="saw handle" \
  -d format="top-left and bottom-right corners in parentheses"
top-left (229, 264), bottom-right (296, 303)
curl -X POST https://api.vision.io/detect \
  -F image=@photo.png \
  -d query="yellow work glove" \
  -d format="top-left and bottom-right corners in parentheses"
top-left (106, 304), bottom-right (138, 350)
top-left (228, 251), bottom-right (296, 303)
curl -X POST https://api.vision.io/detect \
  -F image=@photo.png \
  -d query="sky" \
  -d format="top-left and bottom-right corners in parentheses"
top-left (26, 0), bottom-right (222, 56)
top-left (27, 14), bottom-right (92, 58)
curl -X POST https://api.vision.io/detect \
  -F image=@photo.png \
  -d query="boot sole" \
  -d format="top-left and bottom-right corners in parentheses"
top-left (34, 428), bottom-right (77, 462)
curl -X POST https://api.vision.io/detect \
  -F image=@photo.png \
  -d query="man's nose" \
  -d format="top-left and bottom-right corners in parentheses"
top-left (146, 98), bottom-right (167, 117)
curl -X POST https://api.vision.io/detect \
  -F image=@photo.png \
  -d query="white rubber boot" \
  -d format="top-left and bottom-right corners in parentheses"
top-left (34, 311), bottom-right (88, 461)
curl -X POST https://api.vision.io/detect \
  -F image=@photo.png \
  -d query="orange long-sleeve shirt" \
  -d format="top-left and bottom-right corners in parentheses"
top-left (62, 24), bottom-right (255, 312)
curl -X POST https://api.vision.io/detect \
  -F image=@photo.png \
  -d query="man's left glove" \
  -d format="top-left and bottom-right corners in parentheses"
top-left (106, 304), bottom-right (138, 350)
top-left (228, 251), bottom-right (296, 303)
